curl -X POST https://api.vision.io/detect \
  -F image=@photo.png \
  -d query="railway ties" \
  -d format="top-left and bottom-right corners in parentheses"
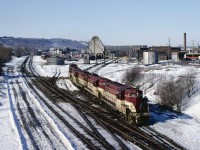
top-left (12, 86), bottom-right (40, 150)
top-left (92, 108), bottom-right (184, 150)
top-left (28, 79), bottom-right (114, 149)
top-left (140, 126), bottom-right (184, 150)
top-left (70, 103), bottom-right (120, 150)
top-left (62, 91), bottom-right (184, 150)
top-left (26, 56), bottom-right (184, 150)
top-left (10, 71), bottom-right (56, 149)
top-left (8, 66), bottom-right (39, 149)
top-left (13, 77), bottom-right (75, 148)
top-left (85, 59), bottom-right (112, 73)
top-left (18, 83), bottom-right (58, 149)
top-left (25, 56), bottom-right (116, 149)
top-left (91, 115), bottom-right (131, 150)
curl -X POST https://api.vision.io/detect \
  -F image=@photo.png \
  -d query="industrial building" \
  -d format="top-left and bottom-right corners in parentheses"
top-left (84, 34), bottom-right (192, 65)
top-left (147, 46), bottom-right (180, 62)
top-left (105, 45), bottom-right (147, 58)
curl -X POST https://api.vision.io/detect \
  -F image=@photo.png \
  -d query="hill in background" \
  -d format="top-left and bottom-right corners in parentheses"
top-left (0, 36), bottom-right (87, 52)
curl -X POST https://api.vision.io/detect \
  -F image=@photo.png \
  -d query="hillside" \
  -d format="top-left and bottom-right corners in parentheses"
top-left (0, 36), bottom-right (87, 50)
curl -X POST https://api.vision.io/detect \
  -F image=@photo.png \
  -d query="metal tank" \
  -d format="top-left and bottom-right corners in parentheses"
top-left (143, 51), bottom-right (158, 65)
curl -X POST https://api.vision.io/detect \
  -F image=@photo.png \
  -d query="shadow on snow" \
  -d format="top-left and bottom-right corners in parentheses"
top-left (149, 103), bottom-right (193, 125)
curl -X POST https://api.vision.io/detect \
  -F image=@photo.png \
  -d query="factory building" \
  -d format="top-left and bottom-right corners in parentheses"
top-left (148, 46), bottom-right (180, 61)
top-left (105, 45), bottom-right (147, 59)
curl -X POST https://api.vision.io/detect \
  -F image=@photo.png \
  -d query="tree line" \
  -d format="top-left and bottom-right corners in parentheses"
top-left (0, 45), bottom-right (13, 75)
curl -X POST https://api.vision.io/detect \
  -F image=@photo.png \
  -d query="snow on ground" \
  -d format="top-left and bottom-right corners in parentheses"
top-left (33, 56), bottom-right (79, 92)
top-left (2, 56), bottom-right (200, 149)
top-left (33, 56), bottom-right (68, 77)
top-left (57, 79), bottom-right (79, 91)
top-left (0, 56), bottom-right (27, 150)
top-left (98, 63), bottom-right (134, 83)
top-left (97, 62), bottom-right (200, 149)
top-left (0, 77), bottom-right (22, 150)
top-left (27, 81), bottom-right (88, 149)
top-left (33, 56), bottom-right (200, 149)
top-left (19, 77), bottom-right (74, 149)
top-left (1, 56), bottom-right (86, 149)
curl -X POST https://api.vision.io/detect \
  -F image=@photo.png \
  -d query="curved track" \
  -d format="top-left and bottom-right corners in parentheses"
top-left (24, 55), bottom-right (185, 150)
top-left (24, 56), bottom-right (117, 149)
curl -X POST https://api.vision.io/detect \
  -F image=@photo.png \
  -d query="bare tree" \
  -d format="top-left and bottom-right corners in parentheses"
top-left (157, 77), bottom-right (185, 112)
top-left (0, 46), bottom-right (12, 62)
top-left (0, 45), bottom-right (13, 74)
top-left (13, 45), bottom-right (29, 57)
top-left (183, 68), bottom-right (196, 97)
top-left (174, 78), bottom-right (186, 112)
top-left (123, 67), bottom-right (143, 85)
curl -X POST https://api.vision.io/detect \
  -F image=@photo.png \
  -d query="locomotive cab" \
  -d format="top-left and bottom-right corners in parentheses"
top-left (124, 88), bottom-right (149, 125)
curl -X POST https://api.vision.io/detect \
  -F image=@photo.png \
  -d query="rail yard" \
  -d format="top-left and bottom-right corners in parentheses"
top-left (1, 54), bottom-right (194, 150)
top-left (1, 0), bottom-right (200, 149)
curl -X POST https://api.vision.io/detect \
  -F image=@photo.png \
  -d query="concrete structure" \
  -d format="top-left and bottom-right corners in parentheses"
top-left (149, 46), bottom-right (171, 60)
top-left (143, 51), bottom-right (158, 65)
top-left (86, 36), bottom-right (105, 55)
top-left (171, 52), bottom-right (179, 61)
top-left (148, 46), bottom-right (180, 60)
top-left (85, 36), bottom-right (105, 64)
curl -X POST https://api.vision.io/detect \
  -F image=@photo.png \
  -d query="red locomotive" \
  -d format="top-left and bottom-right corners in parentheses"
top-left (69, 64), bottom-right (149, 125)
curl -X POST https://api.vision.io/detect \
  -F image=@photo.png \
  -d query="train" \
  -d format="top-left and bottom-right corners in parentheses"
top-left (69, 64), bottom-right (149, 125)
top-left (184, 53), bottom-right (200, 60)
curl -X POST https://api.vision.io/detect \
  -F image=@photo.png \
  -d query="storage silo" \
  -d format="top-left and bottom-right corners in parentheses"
top-left (143, 51), bottom-right (158, 65)
top-left (84, 53), bottom-right (90, 64)
top-left (171, 52), bottom-right (179, 61)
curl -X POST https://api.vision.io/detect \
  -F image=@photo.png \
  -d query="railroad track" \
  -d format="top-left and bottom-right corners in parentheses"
top-left (12, 86), bottom-right (40, 150)
top-left (140, 126), bottom-right (184, 150)
top-left (8, 66), bottom-right (70, 149)
top-left (84, 59), bottom-right (112, 72)
top-left (82, 91), bottom-right (184, 148)
top-left (23, 56), bottom-right (116, 149)
top-left (81, 93), bottom-right (185, 150)
top-left (25, 55), bottom-right (185, 150)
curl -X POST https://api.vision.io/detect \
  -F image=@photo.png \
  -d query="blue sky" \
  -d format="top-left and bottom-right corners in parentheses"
top-left (0, 0), bottom-right (199, 46)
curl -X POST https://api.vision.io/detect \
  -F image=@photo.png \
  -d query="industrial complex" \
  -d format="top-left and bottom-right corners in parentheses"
top-left (38, 33), bottom-right (200, 65)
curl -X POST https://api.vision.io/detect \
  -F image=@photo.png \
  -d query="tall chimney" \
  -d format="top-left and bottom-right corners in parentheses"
top-left (184, 33), bottom-right (186, 51)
